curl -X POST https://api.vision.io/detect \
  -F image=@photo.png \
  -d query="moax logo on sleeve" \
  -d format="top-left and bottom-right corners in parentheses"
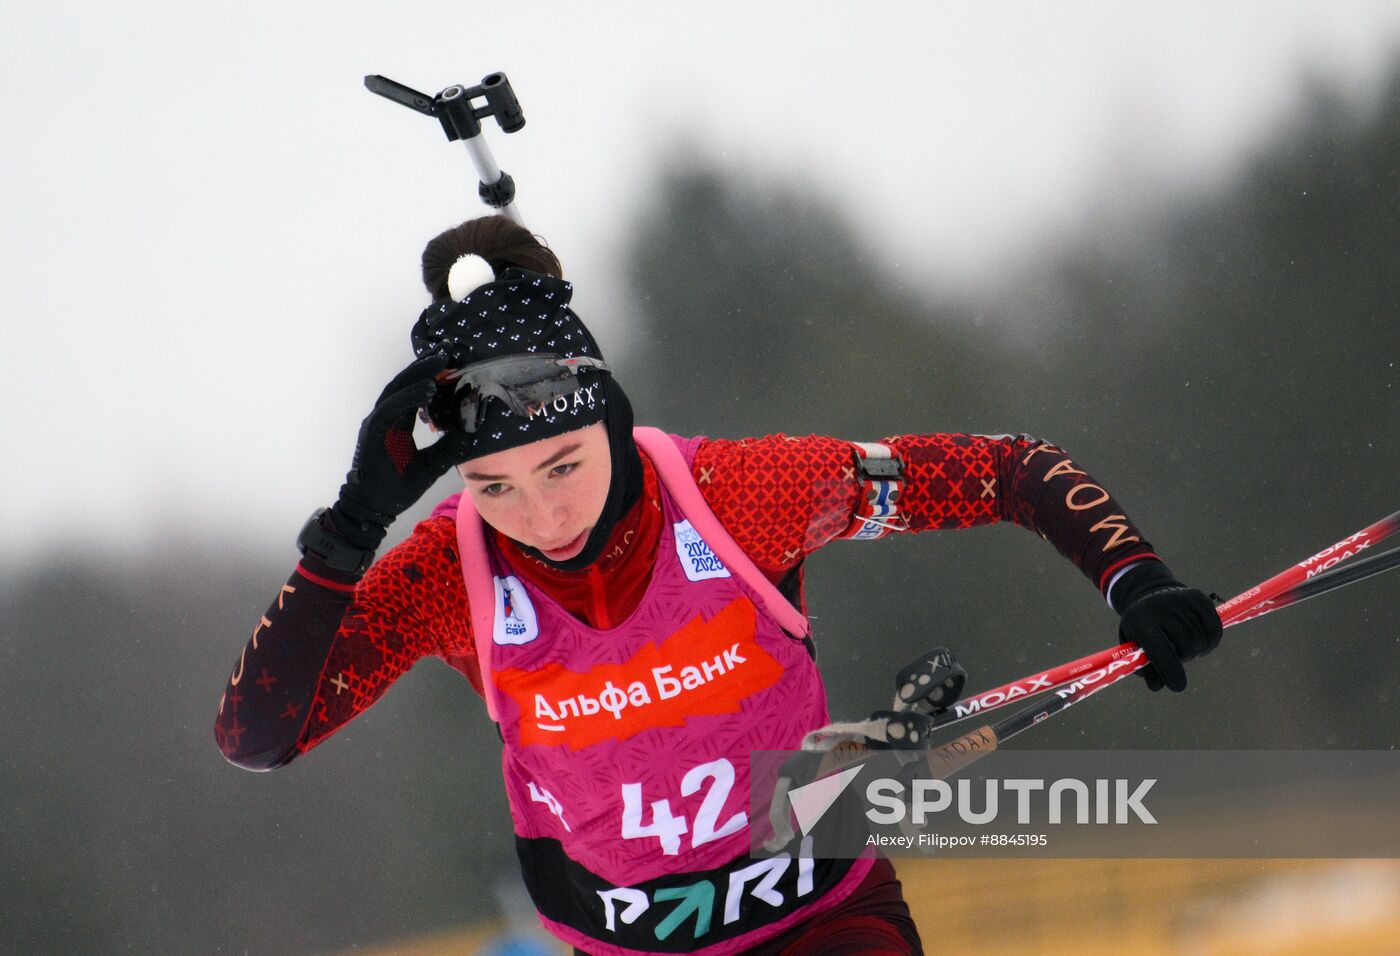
top-left (673, 520), bottom-right (731, 581)
top-left (494, 575), bottom-right (540, 645)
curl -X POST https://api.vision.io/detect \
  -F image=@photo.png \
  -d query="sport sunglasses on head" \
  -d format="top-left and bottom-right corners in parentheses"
top-left (422, 353), bottom-right (611, 432)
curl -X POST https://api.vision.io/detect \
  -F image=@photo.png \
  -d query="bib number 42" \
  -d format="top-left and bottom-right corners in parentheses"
top-left (621, 758), bottom-right (747, 855)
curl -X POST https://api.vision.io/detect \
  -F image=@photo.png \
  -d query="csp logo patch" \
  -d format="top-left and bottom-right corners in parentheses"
top-left (493, 575), bottom-right (539, 646)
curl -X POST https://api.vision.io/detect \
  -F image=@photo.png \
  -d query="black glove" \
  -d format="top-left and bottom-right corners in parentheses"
top-left (327, 353), bottom-right (474, 553)
top-left (1113, 562), bottom-right (1222, 692)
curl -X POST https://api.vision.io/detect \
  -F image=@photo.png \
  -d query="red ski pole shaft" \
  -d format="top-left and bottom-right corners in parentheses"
top-left (925, 510), bottom-right (1400, 732)
top-left (930, 534), bottom-right (1400, 769)
top-left (1216, 510), bottom-right (1400, 623)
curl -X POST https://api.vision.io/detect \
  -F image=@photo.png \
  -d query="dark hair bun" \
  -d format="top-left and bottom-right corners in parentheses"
top-left (420, 216), bottom-right (563, 300)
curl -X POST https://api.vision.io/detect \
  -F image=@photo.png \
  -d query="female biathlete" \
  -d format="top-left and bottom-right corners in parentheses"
top-left (215, 216), bottom-right (1221, 955)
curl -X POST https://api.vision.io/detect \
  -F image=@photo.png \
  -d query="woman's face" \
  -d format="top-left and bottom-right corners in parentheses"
top-left (458, 422), bottom-right (612, 562)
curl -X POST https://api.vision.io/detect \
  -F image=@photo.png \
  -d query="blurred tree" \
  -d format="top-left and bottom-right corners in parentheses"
top-left (621, 160), bottom-right (1009, 437)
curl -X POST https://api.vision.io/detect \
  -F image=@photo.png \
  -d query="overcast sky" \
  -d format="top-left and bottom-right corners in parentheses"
top-left (3, 1), bottom-right (1399, 564)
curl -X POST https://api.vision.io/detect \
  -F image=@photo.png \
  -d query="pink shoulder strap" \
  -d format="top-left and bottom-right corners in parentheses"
top-left (632, 427), bottom-right (810, 639)
top-left (454, 494), bottom-right (503, 720)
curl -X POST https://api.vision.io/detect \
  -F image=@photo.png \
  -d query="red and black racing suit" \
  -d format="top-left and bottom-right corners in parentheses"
top-left (216, 433), bottom-right (1160, 955)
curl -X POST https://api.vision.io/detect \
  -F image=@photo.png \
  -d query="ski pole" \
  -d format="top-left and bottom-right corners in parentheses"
top-left (1254, 542), bottom-right (1400, 613)
top-left (774, 517), bottom-right (1400, 847)
top-left (915, 539), bottom-right (1400, 780)
top-left (803, 510), bottom-right (1400, 751)
top-left (926, 509), bottom-right (1400, 732)
top-left (365, 72), bottom-right (528, 225)
top-left (1215, 510), bottom-right (1400, 624)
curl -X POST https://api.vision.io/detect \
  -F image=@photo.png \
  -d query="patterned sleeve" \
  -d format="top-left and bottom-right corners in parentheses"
top-left (691, 432), bottom-right (1159, 596)
top-left (215, 515), bottom-right (475, 770)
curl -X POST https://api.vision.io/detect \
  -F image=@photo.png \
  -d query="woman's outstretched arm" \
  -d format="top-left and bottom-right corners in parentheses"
top-left (694, 431), bottom-right (1159, 595)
